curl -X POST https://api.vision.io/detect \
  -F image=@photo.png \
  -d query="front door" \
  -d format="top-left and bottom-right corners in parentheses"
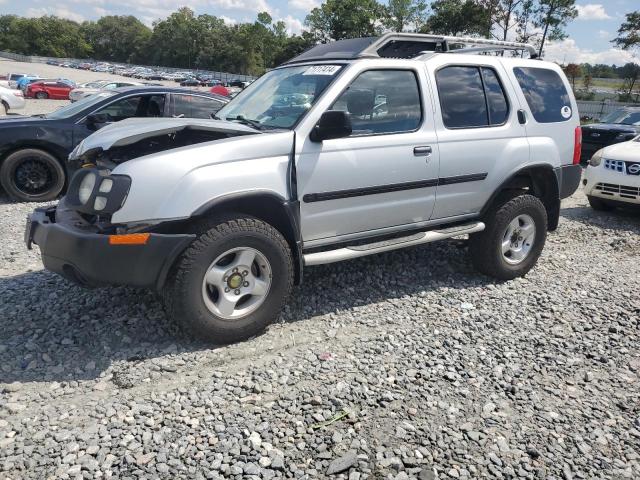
top-left (296, 67), bottom-right (440, 245)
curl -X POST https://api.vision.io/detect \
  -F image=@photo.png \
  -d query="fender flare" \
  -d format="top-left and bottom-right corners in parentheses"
top-left (192, 190), bottom-right (304, 284)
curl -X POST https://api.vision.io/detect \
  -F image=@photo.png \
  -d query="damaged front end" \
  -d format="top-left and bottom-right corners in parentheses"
top-left (68, 117), bottom-right (261, 172)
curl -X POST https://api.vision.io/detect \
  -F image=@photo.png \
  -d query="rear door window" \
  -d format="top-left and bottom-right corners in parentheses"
top-left (437, 66), bottom-right (487, 128)
top-left (513, 67), bottom-right (572, 123)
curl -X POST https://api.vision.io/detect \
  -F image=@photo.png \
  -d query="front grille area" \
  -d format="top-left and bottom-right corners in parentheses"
top-left (595, 182), bottom-right (640, 200)
top-left (604, 159), bottom-right (625, 173)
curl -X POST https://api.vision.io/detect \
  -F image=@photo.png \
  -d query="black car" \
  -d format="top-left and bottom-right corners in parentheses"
top-left (180, 77), bottom-right (202, 87)
top-left (581, 107), bottom-right (640, 163)
top-left (0, 86), bottom-right (228, 202)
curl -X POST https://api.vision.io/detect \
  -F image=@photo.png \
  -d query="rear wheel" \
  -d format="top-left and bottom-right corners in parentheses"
top-left (0, 149), bottom-right (65, 202)
top-left (164, 217), bottom-right (293, 343)
top-left (587, 195), bottom-right (615, 211)
top-left (35, 91), bottom-right (48, 99)
top-left (0, 102), bottom-right (7, 116)
top-left (469, 194), bottom-right (547, 280)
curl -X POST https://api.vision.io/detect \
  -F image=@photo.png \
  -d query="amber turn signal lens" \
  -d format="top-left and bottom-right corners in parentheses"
top-left (108, 233), bottom-right (150, 245)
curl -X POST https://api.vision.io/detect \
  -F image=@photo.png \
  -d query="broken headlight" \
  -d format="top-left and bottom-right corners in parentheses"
top-left (66, 168), bottom-right (131, 215)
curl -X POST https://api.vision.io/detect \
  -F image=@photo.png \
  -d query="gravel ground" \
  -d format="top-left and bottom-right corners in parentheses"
top-left (0, 58), bottom-right (212, 117)
top-left (1, 188), bottom-right (638, 480)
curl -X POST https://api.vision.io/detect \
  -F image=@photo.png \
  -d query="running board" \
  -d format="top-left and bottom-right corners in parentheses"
top-left (303, 222), bottom-right (485, 266)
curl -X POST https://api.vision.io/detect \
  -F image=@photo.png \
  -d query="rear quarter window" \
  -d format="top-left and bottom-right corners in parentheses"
top-left (513, 67), bottom-right (572, 123)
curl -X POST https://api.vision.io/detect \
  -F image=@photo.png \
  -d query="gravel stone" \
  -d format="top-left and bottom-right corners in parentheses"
top-left (0, 168), bottom-right (639, 480)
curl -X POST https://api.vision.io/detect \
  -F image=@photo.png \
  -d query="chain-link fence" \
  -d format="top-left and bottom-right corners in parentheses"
top-left (576, 100), bottom-right (637, 120)
top-left (0, 51), bottom-right (256, 83)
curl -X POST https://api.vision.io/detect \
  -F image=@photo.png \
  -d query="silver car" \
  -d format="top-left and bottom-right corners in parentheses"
top-left (0, 85), bottom-right (25, 115)
top-left (27, 33), bottom-right (582, 343)
top-left (69, 81), bottom-right (143, 102)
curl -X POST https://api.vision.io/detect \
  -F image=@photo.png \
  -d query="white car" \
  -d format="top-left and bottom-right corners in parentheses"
top-left (584, 137), bottom-right (640, 210)
top-left (69, 81), bottom-right (143, 102)
top-left (0, 85), bottom-right (25, 115)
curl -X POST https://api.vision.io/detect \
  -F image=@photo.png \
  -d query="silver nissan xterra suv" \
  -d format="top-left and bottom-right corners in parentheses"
top-left (26, 34), bottom-right (583, 343)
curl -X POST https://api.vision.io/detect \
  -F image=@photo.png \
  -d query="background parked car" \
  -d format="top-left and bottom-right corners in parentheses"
top-left (180, 77), bottom-right (202, 87)
top-left (583, 137), bottom-right (640, 210)
top-left (15, 75), bottom-right (41, 91)
top-left (25, 80), bottom-right (76, 100)
top-left (0, 85), bottom-right (25, 115)
top-left (69, 80), bottom-right (143, 102)
top-left (581, 107), bottom-right (640, 163)
top-left (7, 73), bottom-right (30, 88)
top-left (0, 86), bottom-right (229, 201)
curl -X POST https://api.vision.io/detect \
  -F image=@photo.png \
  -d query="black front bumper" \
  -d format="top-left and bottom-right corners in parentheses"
top-left (26, 206), bottom-right (195, 290)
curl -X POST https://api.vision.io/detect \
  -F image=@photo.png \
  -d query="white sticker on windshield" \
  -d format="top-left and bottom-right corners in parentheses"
top-left (561, 106), bottom-right (572, 119)
top-left (303, 65), bottom-right (341, 76)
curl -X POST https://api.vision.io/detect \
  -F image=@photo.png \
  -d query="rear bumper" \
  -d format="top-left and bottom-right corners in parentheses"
top-left (26, 206), bottom-right (195, 290)
top-left (554, 164), bottom-right (582, 199)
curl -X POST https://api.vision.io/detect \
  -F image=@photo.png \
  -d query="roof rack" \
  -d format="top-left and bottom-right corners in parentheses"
top-left (285, 33), bottom-right (537, 65)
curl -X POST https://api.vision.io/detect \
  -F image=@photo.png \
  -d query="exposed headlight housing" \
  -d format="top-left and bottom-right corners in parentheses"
top-left (589, 149), bottom-right (603, 167)
top-left (78, 172), bottom-right (96, 204)
top-left (614, 132), bottom-right (635, 141)
top-left (66, 168), bottom-right (131, 215)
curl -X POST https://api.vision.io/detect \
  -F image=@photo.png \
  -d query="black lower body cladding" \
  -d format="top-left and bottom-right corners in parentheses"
top-left (26, 206), bottom-right (195, 290)
top-left (554, 164), bottom-right (582, 199)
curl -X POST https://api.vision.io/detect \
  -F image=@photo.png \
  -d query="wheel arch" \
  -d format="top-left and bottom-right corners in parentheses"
top-left (482, 164), bottom-right (561, 231)
top-left (191, 191), bottom-right (304, 285)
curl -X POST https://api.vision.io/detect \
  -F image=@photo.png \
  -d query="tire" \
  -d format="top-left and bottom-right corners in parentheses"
top-left (0, 149), bottom-right (65, 202)
top-left (469, 194), bottom-right (547, 280)
top-left (35, 91), bottom-right (48, 99)
top-left (163, 217), bottom-right (294, 343)
top-left (0, 101), bottom-right (7, 116)
top-left (587, 195), bottom-right (615, 211)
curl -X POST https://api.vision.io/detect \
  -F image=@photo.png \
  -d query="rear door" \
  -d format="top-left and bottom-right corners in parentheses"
top-left (506, 61), bottom-right (579, 168)
top-left (427, 56), bottom-right (529, 220)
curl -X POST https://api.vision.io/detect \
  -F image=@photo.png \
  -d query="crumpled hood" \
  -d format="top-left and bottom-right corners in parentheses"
top-left (75, 117), bottom-right (260, 156)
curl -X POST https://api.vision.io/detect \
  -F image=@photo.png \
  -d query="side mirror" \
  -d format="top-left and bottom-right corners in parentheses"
top-left (86, 113), bottom-right (110, 129)
top-left (310, 110), bottom-right (352, 142)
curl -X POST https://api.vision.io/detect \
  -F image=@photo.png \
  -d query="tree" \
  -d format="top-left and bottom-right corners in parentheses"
top-left (305, 0), bottom-right (385, 42)
top-left (582, 73), bottom-right (592, 91)
top-left (613, 11), bottom-right (640, 52)
top-left (533, 0), bottom-right (577, 58)
top-left (481, 0), bottom-right (524, 41)
top-left (619, 62), bottom-right (640, 99)
top-left (563, 63), bottom-right (580, 89)
top-left (81, 16), bottom-right (151, 63)
top-left (384, 0), bottom-right (428, 32)
top-left (421, 0), bottom-right (491, 36)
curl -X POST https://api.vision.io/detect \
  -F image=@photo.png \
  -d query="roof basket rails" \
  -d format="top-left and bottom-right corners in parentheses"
top-left (361, 33), bottom-right (538, 59)
top-left (285, 33), bottom-right (538, 65)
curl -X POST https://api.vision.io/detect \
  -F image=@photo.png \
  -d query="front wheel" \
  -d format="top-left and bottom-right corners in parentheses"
top-left (587, 195), bottom-right (615, 211)
top-left (35, 92), bottom-right (48, 99)
top-left (469, 194), bottom-right (547, 280)
top-left (163, 217), bottom-right (294, 343)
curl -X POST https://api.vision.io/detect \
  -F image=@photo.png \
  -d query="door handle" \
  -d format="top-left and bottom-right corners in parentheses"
top-left (414, 146), bottom-right (432, 156)
top-left (517, 109), bottom-right (527, 125)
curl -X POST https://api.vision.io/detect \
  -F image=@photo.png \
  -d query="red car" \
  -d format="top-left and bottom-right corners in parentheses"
top-left (26, 81), bottom-right (74, 100)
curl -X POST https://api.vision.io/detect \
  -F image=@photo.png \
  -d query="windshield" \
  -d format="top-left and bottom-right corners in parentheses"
top-left (600, 109), bottom-right (640, 125)
top-left (45, 92), bottom-right (116, 119)
top-left (216, 65), bottom-right (344, 129)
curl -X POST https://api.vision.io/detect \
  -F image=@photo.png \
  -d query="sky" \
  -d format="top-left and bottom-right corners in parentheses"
top-left (2, 0), bottom-right (638, 66)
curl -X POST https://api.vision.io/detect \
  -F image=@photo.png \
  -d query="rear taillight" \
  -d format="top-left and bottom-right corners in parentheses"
top-left (573, 126), bottom-right (582, 165)
top-left (14, 90), bottom-right (23, 97)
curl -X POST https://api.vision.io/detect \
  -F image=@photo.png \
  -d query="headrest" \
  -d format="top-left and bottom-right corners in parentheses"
top-left (347, 89), bottom-right (375, 116)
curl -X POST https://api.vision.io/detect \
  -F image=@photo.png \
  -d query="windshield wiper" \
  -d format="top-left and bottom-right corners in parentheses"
top-left (228, 115), bottom-right (264, 130)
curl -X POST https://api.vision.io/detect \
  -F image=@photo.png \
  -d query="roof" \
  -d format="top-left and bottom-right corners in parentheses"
top-left (110, 85), bottom-right (229, 102)
top-left (285, 33), bottom-right (537, 65)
